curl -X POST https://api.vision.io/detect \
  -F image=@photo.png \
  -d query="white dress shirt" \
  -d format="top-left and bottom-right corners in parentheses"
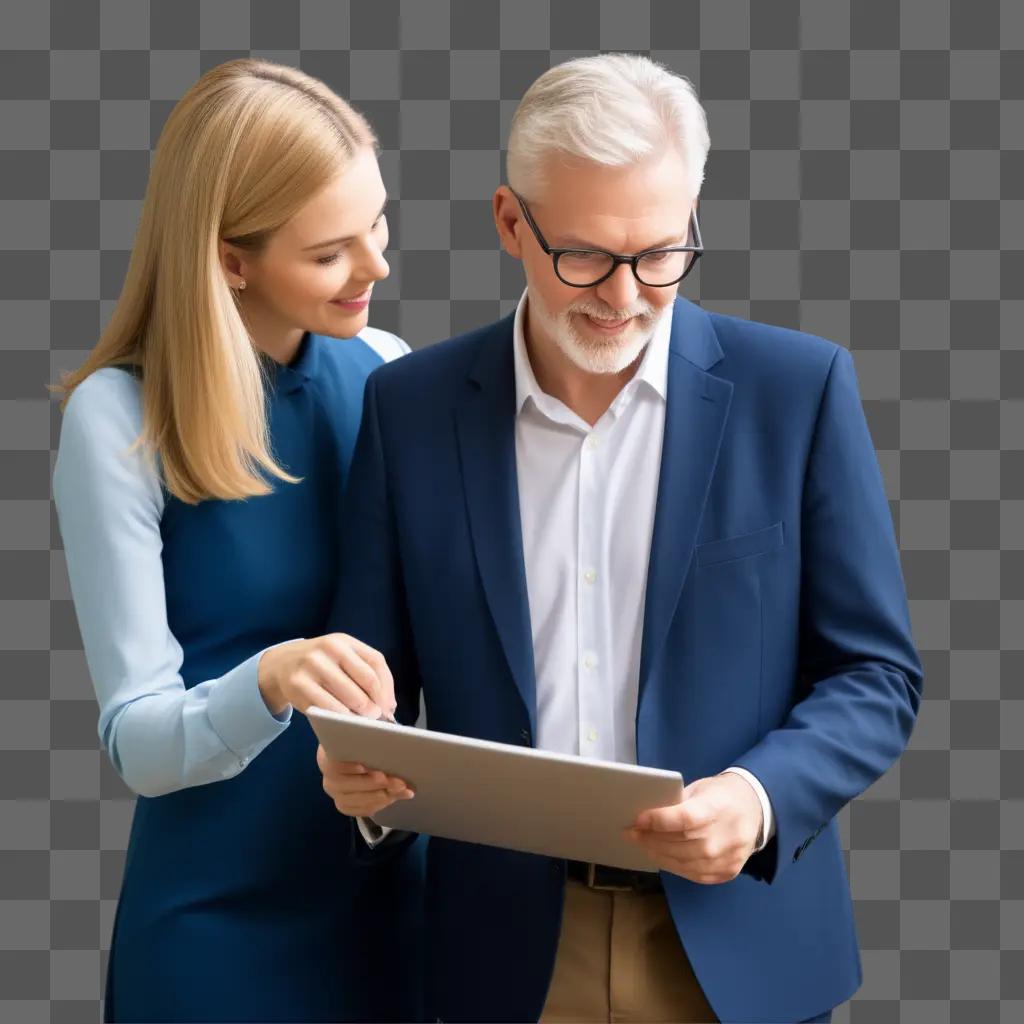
top-left (359, 293), bottom-right (774, 856)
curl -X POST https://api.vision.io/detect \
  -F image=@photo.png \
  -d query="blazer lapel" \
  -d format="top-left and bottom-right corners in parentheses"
top-left (455, 317), bottom-right (538, 736)
top-left (637, 298), bottom-right (734, 711)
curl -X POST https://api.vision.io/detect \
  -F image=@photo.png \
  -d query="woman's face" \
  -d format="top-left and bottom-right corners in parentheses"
top-left (227, 146), bottom-right (391, 342)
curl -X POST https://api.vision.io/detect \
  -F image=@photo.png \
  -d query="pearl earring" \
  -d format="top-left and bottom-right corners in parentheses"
top-left (238, 279), bottom-right (246, 291)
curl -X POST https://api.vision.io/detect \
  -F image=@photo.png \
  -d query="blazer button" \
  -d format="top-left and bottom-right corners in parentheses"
top-left (520, 728), bottom-right (530, 744)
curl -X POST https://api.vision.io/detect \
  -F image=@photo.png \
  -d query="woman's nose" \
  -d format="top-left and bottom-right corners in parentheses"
top-left (359, 245), bottom-right (390, 283)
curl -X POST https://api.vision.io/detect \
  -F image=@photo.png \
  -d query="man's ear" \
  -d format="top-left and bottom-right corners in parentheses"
top-left (493, 186), bottom-right (524, 260)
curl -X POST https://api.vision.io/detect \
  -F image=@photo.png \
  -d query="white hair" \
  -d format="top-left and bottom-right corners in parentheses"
top-left (506, 52), bottom-right (710, 200)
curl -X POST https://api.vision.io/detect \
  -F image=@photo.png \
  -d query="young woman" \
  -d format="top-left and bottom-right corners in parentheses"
top-left (51, 59), bottom-right (425, 1023)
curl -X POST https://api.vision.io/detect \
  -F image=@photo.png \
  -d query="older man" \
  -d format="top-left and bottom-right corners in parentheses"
top-left (320, 53), bottom-right (922, 1024)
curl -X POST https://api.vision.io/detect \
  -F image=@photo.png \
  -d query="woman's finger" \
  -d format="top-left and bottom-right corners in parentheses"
top-left (293, 675), bottom-right (350, 715)
top-left (345, 637), bottom-right (396, 710)
top-left (325, 635), bottom-right (392, 712)
top-left (307, 651), bottom-right (382, 716)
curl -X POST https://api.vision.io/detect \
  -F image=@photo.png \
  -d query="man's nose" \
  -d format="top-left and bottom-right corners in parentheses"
top-left (594, 262), bottom-right (640, 311)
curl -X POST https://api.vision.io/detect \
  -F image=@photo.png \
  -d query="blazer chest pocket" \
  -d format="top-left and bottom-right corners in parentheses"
top-left (694, 520), bottom-right (784, 568)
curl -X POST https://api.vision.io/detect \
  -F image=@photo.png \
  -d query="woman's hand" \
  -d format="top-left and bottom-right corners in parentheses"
top-left (256, 633), bottom-right (396, 719)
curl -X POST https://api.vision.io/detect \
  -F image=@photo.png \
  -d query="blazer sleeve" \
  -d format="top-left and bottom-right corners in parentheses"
top-left (325, 370), bottom-right (423, 865)
top-left (733, 345), bottom-right (924, 885)
top-left (51, 371), bottom-right (294, 799)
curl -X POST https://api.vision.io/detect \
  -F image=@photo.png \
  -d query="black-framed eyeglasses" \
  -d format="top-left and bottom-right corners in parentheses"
top-left (510, 187), bottom-right (704, 288)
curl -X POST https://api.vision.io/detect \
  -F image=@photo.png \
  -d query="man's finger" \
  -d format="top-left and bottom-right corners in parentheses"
top-left (332, 774), bottom-right (403, 795)
top-left (629, 830), bottom-right (706, 860)
top-left (625, 833), bottom-right (723, 882)
top-left (638, 796), bottom-right (715, 833)
top-left (325, 762), bottom-right (411, 789)
top-left (316, 745), bottom-right (360, 774)
top-left (629, 824), bottom-right (700, 845)
top-left (338, 797), bottom-right (400, 817)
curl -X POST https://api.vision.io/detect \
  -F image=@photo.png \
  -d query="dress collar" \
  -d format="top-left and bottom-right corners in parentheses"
top-left (262, 331), bottom-right (320, 394)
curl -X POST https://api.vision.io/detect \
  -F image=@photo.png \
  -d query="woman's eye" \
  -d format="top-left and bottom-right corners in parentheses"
top-left (316, 217), bottom-right (385, 265)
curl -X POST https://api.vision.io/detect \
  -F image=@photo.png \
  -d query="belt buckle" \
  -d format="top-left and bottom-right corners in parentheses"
top-left (586, 861), bottom-right (634, 892)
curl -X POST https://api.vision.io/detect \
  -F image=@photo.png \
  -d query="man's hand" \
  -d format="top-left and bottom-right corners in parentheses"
top-left (623, 773), bottom-right (764, 884)
top-left (316, 743), bottom-right (414, 818)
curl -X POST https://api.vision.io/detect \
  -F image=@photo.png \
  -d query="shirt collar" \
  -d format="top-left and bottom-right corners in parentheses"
top-left (512, 288), bottom-right (673, 417)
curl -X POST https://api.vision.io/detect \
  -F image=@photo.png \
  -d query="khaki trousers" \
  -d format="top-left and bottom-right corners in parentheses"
top-left (539, 877), bottom-right (718, 1023)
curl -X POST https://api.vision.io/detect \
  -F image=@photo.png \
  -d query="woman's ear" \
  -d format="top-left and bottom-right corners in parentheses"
top-left (218, 241), bottom-right (248, 288)
top-left (493, 186), bottom-right (524, 260)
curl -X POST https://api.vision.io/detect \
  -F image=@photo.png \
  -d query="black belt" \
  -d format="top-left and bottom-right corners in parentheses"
top-left (566, 859), bottom-right (663, 893)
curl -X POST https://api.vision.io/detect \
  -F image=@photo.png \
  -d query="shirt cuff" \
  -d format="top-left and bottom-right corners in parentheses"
top-left (356, 815), bottom-right (395, 849)
top-left (721, 766), bottom-right (775, 852)
top-left (205, 640), bottom-right (296, 760)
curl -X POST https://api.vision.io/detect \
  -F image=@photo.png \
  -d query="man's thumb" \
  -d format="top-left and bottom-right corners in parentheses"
top-left (681, 779), bottom-right (704, 800)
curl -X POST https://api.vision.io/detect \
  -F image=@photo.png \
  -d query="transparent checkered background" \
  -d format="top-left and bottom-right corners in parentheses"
top-left (1, 1), bottom-right (1022, 1021)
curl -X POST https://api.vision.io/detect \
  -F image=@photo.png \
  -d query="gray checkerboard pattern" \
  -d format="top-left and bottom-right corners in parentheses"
top-left (1, 0), bottom-right (1021, 1021)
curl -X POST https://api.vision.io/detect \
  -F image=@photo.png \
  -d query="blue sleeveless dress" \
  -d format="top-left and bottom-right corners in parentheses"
top-left (54, 330), bottom-right (427, 1023)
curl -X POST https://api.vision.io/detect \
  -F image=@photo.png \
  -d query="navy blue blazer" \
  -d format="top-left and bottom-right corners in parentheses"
top-left (330, 296), bottom-right (923, 1024)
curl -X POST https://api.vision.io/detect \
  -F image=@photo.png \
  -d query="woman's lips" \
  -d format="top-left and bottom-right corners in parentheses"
top-left (330, 288), bottom-right (372, 309)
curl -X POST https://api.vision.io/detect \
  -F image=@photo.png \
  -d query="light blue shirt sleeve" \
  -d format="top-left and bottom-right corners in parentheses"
top-left (51, 368), bottom-right (295, 799)
top-left (358, 326), bottom-right (413, 360)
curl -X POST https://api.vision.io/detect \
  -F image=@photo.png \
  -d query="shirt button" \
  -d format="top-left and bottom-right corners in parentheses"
top-left (583, 652), bottom-right (598, 671)
top-left (238, 757), bottom-right (249, 768)
top-left (583, 568), bottom-right (597, 585)
top-left (585, 435), bottom-right (600, 450)
top-left (587, 728), bottom-right (597, 742)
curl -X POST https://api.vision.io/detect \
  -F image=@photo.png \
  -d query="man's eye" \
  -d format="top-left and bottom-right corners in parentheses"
top-left (641, 251), bottom-right (671, 264)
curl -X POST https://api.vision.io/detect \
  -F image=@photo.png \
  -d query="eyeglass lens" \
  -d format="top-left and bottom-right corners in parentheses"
top-left (555, 248), bottom-right (695, 287)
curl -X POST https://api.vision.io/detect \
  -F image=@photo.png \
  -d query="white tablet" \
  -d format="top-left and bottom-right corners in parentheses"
top-left (307, 706), bottom-right (684, 871)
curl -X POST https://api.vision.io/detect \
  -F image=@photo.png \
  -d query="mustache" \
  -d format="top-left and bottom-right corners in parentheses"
top-left (565, 302), bottom-right (657, 321)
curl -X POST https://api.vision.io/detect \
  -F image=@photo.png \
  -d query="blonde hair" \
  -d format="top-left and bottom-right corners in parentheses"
top-left (507, 53), bottom-right (710, 200)
top-left (50, 58), bottom-right (377, 504)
